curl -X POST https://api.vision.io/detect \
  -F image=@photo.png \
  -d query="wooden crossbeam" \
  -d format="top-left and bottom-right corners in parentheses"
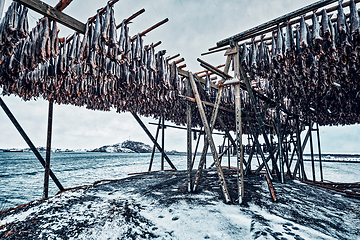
top-left (216, 0), bottom-right (339, 47)
top-left (14, 0), bottom-right (85, 33)
top-left (188, 73), bottom-right (231, 203)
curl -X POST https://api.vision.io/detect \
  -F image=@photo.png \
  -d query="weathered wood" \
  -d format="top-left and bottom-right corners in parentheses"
top-left (148, 117), bottom-right (162, 172)
top-left (87, 0), bottom-right (120, 23)
top-left (161, 117), bottom-right (165, 171)
top-left (277, 108), bottom-right (284, 184)
top-left (131, 112), bottom-right (177, 170)
top-left (195, 64), bottom-right (225, 75)
top-left (201, 46), bottom-right (229, 56)
top-left (0, 97), bottom-right (64, 191)
top-left (309, 121), bottom-right (316, 182)
top-left (316, 123), bottom-right (324, 182)
top-left (239, 63), bottom-right (279, 178)
top-left (116, 8), bottom-right (146, 29)
top-left (175, 58), bottom-right (185, 65)
top-left (54, 0), bottom-right (73, 11)
top-left (189, 73), bottom-right (231, 203)
top-left (166, 54), bottom-right (180, 62)
top-left (178, 94), bottom-right (235, 114)
top-left (192, 85), bottom-right (224, 192)
top-left (216, 0), bottom-right (339, 47)
top-left (131, 18), bottom-right (169, 41)
top-left (43, 100), bottom-right (54, 199)
top-left (265, 173), bottom-right (277, 202)
top-left (148, 122), bottom-right (225, 136)
top-left (197, 58), bottom-right (233, 80)
top-left (187, 78), bottom-right (193, 192)
top-left (14, 0), bottom-right (85, 33)
top-left (234, 45), bottom-right (244, 204)
top-left (191, 129), bottom-right (202, 170)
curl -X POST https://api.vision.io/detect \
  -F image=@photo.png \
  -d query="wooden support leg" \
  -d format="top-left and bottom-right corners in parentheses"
top-left (192, 85), bottom-right (224, 192)
top-left (161, 116), bottom-right (165, 171)
top-left (188, 73), bottom-right (231, 203)
top-left (239, 64), bottom-right (279, 178)
top-left (235, 83), bottom-right (244, 204)
top-left (0, 97), bottom-right (64, 192)
top-left (227, 137), bottom-right (231, 169)
top-left (187, 78), bottom-right (193, 192)
top-left (316, 123), bottom-right (324, 182)
top-left (191, 130), bottom-right (202, 170)
top-left (44, 100), bottom-right (53, 199)
top-left (309, 121), bottom-right (315, 182)
top-left (148, 117), bottom-right (162, 172)
top-left (277, 108), bottom-right (284, 183)
top-left (131, 112), bottom-right (177, 170)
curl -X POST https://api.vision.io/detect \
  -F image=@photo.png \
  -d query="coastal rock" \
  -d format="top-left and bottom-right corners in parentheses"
top-left (89, 140), bottom-right (151, 153)
top-left (120, 140), bottom-right (152, 153)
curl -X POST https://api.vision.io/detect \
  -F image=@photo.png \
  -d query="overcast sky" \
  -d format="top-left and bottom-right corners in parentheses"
top-left (0, 0), bottom-right (359, 153)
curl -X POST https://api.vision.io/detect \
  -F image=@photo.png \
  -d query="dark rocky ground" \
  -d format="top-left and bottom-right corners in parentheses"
top-left (0, 168), bottom-right (359, 239)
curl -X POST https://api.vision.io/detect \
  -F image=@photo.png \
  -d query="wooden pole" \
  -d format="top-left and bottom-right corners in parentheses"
top-left (187, 78), bottom-right (193, 192)
top-left (14, 0), bottom-right (85, 33)
top-left (161, 116), bottom-right (165, 171)
top-left (191, 130), bottom-right (202, 170)
top-left (192, 86), bottom-right (224, 192)
top-left (216, 0), bottom-right (339, 47)
top-left (0, 97), bottom-right (64, 191)
top-left (316, 123), bottom-right (324, 182)
top-left (309, 121), bottom-right (316, 182)
top-left (277, 108), bottom-right (285, 183)
top-left (188, 73), bottom-right (231, 203)
top-left (234, 44), bottom-right (244, 204)
top-left (131, 112), bottom-right (176, 170)
top-left (228, 137), bottom-right (231, 169)
top-left (148, 117), bottom-right (161, 171)
top-left (43, 100), bottom-right (53, 198)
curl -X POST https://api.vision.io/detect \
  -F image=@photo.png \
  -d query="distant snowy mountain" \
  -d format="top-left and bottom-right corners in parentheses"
top-left (89, 140), bottom-right (152, 153)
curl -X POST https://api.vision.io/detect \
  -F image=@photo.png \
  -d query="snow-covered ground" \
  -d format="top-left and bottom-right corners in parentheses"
top-left (0, 169), bottom-right (359, 239)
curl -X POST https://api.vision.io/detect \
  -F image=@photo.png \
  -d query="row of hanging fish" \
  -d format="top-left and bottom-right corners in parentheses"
top-left (214, 0), bottom-right (360, 127)
top-left (0, 2), bottom-right (202, 125)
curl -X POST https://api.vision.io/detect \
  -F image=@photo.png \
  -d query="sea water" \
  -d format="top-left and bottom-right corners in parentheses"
top-left (0, 152), bottom-right (359, 209)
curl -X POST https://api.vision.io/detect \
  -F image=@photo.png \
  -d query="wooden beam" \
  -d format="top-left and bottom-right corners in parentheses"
top-left (131, 18), bottom-right (169, 41)
top-left (189, 73), bottom-right (231, 203)
top-left (148, 117), bottom-right (162, 172)
top-left (116, 8), bottom-right (145, 29)
top-left (187, 79), bottom-right (193, 192)
top-left (234, 45), bottom-right (244, 204)
top-left (54, 0), bottom-right (73, 11)
top-left (43, 100), bottom-right (53, 199)
top-left (14, 0), bottom-right (85, 33)
top-left (216, 0), bottom-right (339, 47)
top-left (87, 0), bottom-right (120, 23)
top-left (179, 94), bottom-right (235, 114)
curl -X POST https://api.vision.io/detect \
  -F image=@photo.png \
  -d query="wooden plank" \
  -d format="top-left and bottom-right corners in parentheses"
top-left (131, 18), bottom-right (169, 41)
top-left (265, 173), bottom-right (277, 202)
top-left (54, 0), bottom-right (73, 11)
top-left (131, 112), bottom-right (177, 170)
top-left (148, 117), bottom-right (162, 171)
top-left (189, 73), bottom-right (231, 203)
top-left (0, 97), bottom-right (64, 192)
top-left (187, 79), bottom-right (193, 192)
top-left (316, 123), bottom-right (324, 182)
top-left (14, 0), bottom-right (85, 33)
top-left (116, 8), bottom-right (145, 29)
top-left (216, 0), bottom-right (339, 47)
top-left (192, 85), bottom-right (224, 192)
top-left (161, 117), bottom-right (165, 170)
top-left (197, 58), bottom-right (233, 80)
top-left (179, 94), bottom-right (235, 114)
top-left (201, 46), bottom-right (229, 56)
top-left (43, 100), bottom-right (54, 199)
top-left (234, 45), bottom-right (244, 204)
top-left (87, 0), bottom-right (120, 23)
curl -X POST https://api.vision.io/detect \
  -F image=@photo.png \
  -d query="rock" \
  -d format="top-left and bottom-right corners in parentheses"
top-left (120, 140), bottom-right (152, 153)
